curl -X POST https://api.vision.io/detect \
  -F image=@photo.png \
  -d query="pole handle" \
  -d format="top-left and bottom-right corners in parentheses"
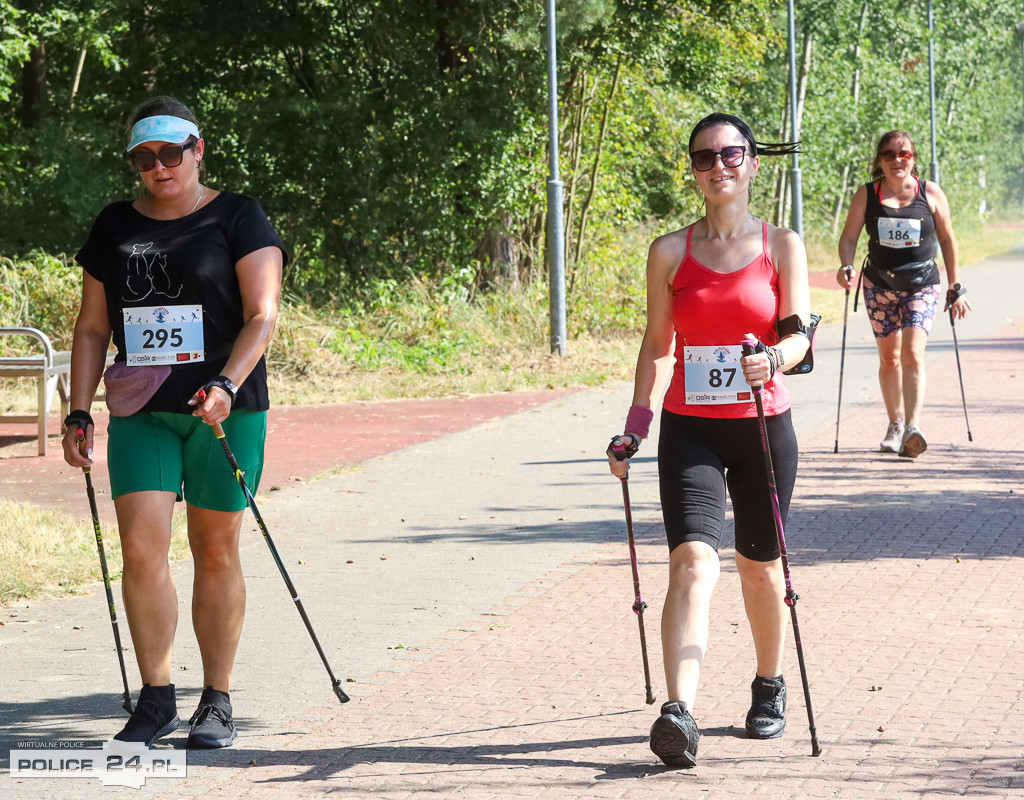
top-left (196, 390), bottom-right (228, 440)
top-left (75, 429), bottom-right (91, 474)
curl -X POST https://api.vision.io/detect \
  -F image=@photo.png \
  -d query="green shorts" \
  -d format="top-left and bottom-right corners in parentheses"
top-left (106, 410), bottom-right (268, 512)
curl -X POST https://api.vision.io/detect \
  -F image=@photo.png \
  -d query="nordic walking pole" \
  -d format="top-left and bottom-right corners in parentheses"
top-left (609, 437), bottom-right (656, 705)
top-left (199, 394), bottom-right (349, 704)
top-left (947, 284), bottom-right (973, 441)
top-left (76, 430), bottom-right (133, 714)
top-left (834, 284), bottom-right (851, 454)
top-left (741, 341), bottom-right (822, 757)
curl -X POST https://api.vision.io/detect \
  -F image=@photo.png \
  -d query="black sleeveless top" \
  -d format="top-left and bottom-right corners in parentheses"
top-left (863, 178), bottom-right (940, 289)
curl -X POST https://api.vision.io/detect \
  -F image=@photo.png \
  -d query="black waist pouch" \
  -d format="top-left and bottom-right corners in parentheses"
top-left (865, 258), bottom-right (940, 292)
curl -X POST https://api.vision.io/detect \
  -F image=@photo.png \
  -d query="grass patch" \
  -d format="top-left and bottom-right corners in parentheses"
top-left (0, 499), bottom-right (189, 604)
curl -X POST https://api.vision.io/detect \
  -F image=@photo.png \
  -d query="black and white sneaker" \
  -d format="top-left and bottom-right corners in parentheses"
top-left (187, 688), bottom-right (237, 749)
top-left (649, 700), bottom-right (700, 768)
top-left (745, 675), bottom-right (786, 739)
top-left (114, 684), bottom-right (179, 746)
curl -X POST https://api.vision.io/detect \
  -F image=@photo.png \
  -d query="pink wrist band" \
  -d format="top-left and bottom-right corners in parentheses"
top-left (624, 405), bottom-right (654, 440)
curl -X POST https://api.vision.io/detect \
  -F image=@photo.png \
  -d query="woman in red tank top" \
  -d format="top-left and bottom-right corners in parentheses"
top-left (607, 113), bottom-right (812, 768)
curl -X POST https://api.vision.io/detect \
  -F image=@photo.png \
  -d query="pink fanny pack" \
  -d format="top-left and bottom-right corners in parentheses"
top-left (103, 362), bottom-right (172, 416)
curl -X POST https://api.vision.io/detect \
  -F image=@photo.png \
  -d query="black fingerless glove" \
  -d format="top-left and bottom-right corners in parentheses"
top-left (63, 409), bottom-right (94, 434)
top-left (607, 434), bottom-right (640, 461)
top-left (946, 283), bottom-right (966, 307)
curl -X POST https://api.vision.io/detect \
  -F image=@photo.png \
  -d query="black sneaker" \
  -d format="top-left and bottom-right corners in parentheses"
top-left (114, 684), bottom-right (179, 745)
top-left (745, 675), bottom-right (786, 739)
top-left (649, 700), bottom-right (700, 768)
top-left (187, 688), bottom-right (237, 749)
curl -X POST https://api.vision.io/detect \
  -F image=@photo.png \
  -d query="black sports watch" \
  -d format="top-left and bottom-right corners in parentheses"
top-left (207, 375), bottom-right (238, 404)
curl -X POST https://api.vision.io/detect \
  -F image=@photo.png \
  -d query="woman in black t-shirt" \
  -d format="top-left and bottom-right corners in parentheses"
top-left (836, 130), bottom-right (971, 458)
top-left (61, 96), bottom-right (286, 749)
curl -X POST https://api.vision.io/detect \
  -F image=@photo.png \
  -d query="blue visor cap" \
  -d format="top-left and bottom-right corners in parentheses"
top-left (127, 115), bottom-right (201, 152)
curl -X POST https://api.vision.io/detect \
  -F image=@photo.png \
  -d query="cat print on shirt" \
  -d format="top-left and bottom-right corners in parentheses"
top-left (123, 242), bottom-right (183, 302)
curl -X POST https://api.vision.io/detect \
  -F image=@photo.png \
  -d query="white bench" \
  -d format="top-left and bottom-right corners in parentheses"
top-left (0, 327), bottom-right (75, 456)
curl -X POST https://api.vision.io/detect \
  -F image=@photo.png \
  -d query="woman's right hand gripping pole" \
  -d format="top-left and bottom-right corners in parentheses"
top-left (607, 434), bottom-right (640, 480)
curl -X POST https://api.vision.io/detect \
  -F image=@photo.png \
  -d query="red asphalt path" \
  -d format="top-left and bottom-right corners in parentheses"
top-left (0, 389), bottom-right (572, 523)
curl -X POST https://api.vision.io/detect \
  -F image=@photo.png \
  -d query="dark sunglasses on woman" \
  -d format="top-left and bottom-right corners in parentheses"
top-left (690, 145), bottom-right (747, 172)
top-left (128, 140), bottom-right (197, 172)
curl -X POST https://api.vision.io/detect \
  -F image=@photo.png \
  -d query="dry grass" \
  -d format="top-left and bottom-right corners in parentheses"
top-left (0, 499), bottom-right (189, 603)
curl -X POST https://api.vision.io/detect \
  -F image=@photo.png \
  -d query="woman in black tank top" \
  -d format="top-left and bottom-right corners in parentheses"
top-left (836, 130), bottom-right (971, 459)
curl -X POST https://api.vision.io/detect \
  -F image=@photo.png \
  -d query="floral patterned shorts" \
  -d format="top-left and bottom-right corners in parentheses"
top-left (863, 281), bottom-right (940, 339)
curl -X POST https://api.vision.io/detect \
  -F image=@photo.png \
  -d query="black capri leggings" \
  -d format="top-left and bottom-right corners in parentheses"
top-left (657, 408), bottom-right (798, 562)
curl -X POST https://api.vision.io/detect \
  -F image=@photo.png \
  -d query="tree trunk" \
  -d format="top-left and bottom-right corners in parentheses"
top-left (123, 4), bottom-right (158, 95)
top-left (435, 0), bottom-right (473, 77)
top-left (776, 94), bottom-right (789, 228)
top-left (563, 71), bottom-right (594, 272)
top-left (832, 0), bottom-right (870, 235)
top-left (68, 46), bottom-right (87, 112)
top-left (572, 55), bottom-right (621, 267)
top-left (474, 215), bottom-right (519, 289)
top-left (19, 41), bottom-right (49, 129)
top-left (795, 32), bottom-right (812, 135)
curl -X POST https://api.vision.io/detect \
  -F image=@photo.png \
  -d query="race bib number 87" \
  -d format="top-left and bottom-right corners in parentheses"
top-left (123, 305), bottom-right (204, 366)
top-left (683, 344), bottom-right (753, 405)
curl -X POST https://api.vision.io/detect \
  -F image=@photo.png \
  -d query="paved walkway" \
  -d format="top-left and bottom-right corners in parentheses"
top-left (1, 252), bottom-right (1023, 799)
top-left (0, 390), bottom-right (573, 524)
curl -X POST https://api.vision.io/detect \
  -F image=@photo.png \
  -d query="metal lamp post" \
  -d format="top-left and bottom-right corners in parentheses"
top-left (1016, 21), bottom-right (1024, 113)
top-left (545, 0), bottom-right (567, 356)
top-left (786, 0), bottom-right (803, 237)
top-left (927, 0), bottom-right (940, 183)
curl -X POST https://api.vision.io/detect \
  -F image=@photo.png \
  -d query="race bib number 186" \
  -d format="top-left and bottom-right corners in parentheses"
top-left (878, 217), bottom-right (922, 249)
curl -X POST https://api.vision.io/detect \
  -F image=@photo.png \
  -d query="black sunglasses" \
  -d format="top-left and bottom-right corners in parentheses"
top-left (690, 145), bottom-right (747, 172)
top-left (128, 140), bottom-right (196, 172)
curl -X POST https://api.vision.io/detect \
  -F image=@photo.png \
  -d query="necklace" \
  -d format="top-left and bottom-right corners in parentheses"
top-left (188, 185), bottom-right (204, 214)
top-left (887, 182), bottom-right (911, 201)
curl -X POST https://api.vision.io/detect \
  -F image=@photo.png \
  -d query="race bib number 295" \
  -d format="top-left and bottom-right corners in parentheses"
top-left (123, 305), bottom-right (204, 366)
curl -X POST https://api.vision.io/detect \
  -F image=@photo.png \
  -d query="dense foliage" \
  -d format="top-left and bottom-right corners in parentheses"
top-left (1, 1), bottom-right (1022, 322)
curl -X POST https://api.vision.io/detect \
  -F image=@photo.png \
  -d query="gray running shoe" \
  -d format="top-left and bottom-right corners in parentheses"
top-left (880, 420), bottom-right (904, 453)
top-left (899, 423), bottom-right (927, 459)
top-left (649, 700), bottom-right (700, 768)
top-left (187, 688), bottom-right (236, 749)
